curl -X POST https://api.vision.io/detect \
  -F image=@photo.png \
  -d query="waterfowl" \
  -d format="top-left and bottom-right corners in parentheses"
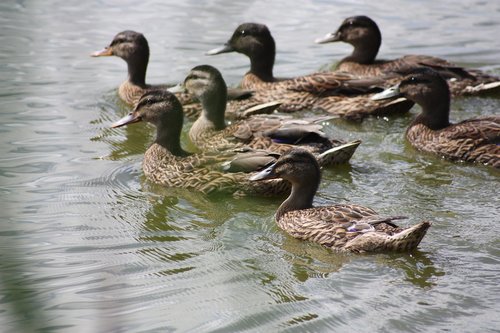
top-left (111, 89), bottom-right (291, 196)
top-left (206, 22), bottom-right (414, 119)
top-left (91, 30), bottom-right (248, 109)
top-left (315, 15), bottom-right (500, 96)
top-left (250, 149), bottom-right (431, 253)
top-left (372, 68), bottom-right (500, 167)
top-left (181, 64), bottom-right (361, 166)
top-left (91, 30), bottom-right (192, 106)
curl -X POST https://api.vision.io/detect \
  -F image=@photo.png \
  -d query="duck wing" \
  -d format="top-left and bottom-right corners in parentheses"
top-left (221, 149), bottom-right (280, 173)
top-left (407, 116), bottom-right (500, 166)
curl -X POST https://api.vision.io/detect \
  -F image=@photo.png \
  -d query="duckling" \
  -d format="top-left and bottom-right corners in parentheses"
top-left (315, 15), bottom-right (500, 96)
top-left (250, 149), bottom-right (431, 253)
top-left (372, 68), bottom-right (500, 167)
top-left (206, 22), bottom-right (414, 119)
top-left (181, 64), bottom-right (361, 166)
top-left (111, 89), bottom-right (291, 196)
top-left (91, 30), bottom-right (249, 110)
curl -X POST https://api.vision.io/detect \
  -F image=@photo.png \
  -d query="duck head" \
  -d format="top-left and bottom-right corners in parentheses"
top-left (315, 16), bottom-right (381, 64)
top-left (251, 149), bottom-right (321, 215)
top-left (112, 90), bottom-right (187, 154)
top-left (92, 30), bottom-right (148, 60)
top-left (92, 30), bottom-right (149, 84)
top-left (372, 68), bottom-right (451, 129)
top-left (183, 65), bottom-right (227, 129)
top-left (206, 23), bottom-right (276, 81)
top-left (251, 149), bottom-right (320, 187)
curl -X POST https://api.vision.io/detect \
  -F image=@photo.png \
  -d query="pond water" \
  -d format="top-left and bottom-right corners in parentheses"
top-left (1, 0), bottom-right (499, 332)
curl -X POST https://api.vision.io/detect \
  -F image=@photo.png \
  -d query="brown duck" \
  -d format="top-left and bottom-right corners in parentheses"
top-left (315, 15), bottom-right (500, 96)
top-left (111, 89), bottom-right (291, 196)
top-left (206, 22), bottom-right (414, 120)
top-left (250, 149), bottom-right (431, 253)
top-left (91, 30), bottom-right (249, 111)
top-left (179, 64), bottom-right (361, 166)
top-left (372, 68), bottom-right (500, 167)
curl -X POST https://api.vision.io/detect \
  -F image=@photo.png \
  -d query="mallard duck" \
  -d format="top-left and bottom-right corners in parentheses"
top-left (91, 30), bottom-right (248, 110)
top-left (179, 64), bottom-right (361, 166)
top-left (250, 149), bottom-right (431, 253)
top-left (206, 22), bottom-right (414, 119)
top-left (92, 30), bottom-right (177, 105)
top-left (372, 68), bottom-right (500, 167)
top-left (111, 89), bottom-right (291, 195)
top-left (315, 15), bottom-right (500, 96)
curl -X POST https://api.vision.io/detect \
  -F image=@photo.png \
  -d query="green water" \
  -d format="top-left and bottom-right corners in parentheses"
top-left (1, 1), bottom-right (499, 332)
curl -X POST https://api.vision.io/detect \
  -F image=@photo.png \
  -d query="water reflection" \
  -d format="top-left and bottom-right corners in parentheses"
top-left (0, 238), bottom-right (44, 333)
top-left (381, 251), bottom-right (444, 288)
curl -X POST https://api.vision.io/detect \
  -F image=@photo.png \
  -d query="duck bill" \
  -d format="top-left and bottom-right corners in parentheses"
top-left (111, 113), bottom-right (141, 128)
top-left (249, 162), bottom-right (277, 181)
top-left (314, 31), bottom-right (341, 44)
top-left (371, 84), bottom-right (402, 100)
top-left (91, 47), bottom-right (113, 57)
top-left (167, 83), bottom-right (186, 93)
top-left (206, 43), bottom-right (234, 56)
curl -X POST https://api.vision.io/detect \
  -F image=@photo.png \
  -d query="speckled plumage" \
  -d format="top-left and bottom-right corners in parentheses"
top-left (142, 143), bottom-right (289, 195)
top-left (206, 22), bottom-right (414, 119)
top-left (183, 65), bottom-right (360, 166)
top-left (251, 150), bottom-right (431, 253)
top-left (406, 118), bottom-right (500, 167)
top-left (316, 16), bottom-right (500, 96)
top-left (373, 68), bottom-right (500, 167)
top-left (111, 90), bottom-right (291, 196)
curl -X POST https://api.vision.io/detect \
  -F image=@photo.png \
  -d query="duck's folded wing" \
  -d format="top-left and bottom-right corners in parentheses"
top-left (227, 87), bottom-right (254, 100)
top-left (221, 150), bottom-right (280, 173)
top-left (444, 116), bottom-right (500, 143)
top-left (286, 72), bottom-right (382, 95)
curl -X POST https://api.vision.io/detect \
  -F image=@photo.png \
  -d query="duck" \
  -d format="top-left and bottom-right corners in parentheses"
top-left (372, 68), bottom-right (500, 168)
top-left (206, 22), bottom-right (414, 120)
top-left (92, 31), bottom-right (171, 105)
top-left (111, 89), bottom-right (292, 196)
top-left (179, 64), bottom-right (361, 166)
top-left (315, 15), bottom-right (500, 96)
top-left (250, 149), bottom-right (431, 253)
top-left (91, 30), bottom-right (251, 111)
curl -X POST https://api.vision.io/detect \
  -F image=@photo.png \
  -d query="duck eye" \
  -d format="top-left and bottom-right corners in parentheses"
top-left (240, 30), bottom-right (246, 36)
top-left (111, 38), bottom-right (125, 46)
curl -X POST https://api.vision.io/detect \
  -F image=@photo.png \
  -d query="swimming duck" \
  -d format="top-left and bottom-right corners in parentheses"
top-left (250, 149), bottom-right (431, 253)
top-left (206, 22), bottom-right (414, 119)
top-left (91, 30), bottom-right (250, 109)
top-left (180, 64), bottom-right (361, 166)
top-left (91, 30), bottom-right (194, 106)
top-left (111, 89), bottom-right (291, 195)
top-left (315, 15), bottom-right (500, 96)
top-left (372, 68), bottom-right (500, 167)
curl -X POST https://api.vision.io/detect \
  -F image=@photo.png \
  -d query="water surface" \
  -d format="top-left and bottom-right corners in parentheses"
top-left (1, 0), bottom-right (499, 332)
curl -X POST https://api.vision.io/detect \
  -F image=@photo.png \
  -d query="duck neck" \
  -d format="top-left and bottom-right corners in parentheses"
top-left (276, 178), bottom-right (318, 221)
top-left (249, 48), bottom-right (275, 82)
top-left (411, 92), bottom-right (451, 131)
top-left (343, 35), bottom-right (380, 65)
top-left (200, 86), bottom-right (227, 131)
top-left (155, 120), bottom-right (190, 157)
top-left (127, 54), bottom-right (148, 86)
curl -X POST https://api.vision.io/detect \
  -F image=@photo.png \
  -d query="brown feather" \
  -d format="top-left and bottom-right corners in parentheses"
top-left (205, 23), bottom-right (414, 120)
top-left (251, 149), bottom-right (431, 253)
top-left (319, 16), bottom-right (500, 96)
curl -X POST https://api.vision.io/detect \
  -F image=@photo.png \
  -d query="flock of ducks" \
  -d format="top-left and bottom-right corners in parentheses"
top-left (93, 16), bottom-right (500, 253)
